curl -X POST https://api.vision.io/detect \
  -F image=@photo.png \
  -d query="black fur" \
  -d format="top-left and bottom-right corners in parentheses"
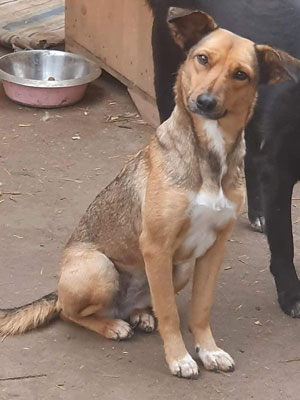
top-left (147, 0), bottom-right (300, 317)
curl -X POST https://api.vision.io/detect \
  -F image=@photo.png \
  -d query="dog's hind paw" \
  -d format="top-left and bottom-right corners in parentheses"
top-left (290, 301), bottom-right (300, 318)
top-left (250, 216), bottom-right (265, 233)
top-left (169, 353), bottom-right (199, 379)
top-left (278, 288), bottom-right (300, 318)
top-left (104, 319), bottom-right (133, 341)
top-left (196, 346), bottom-right (235, 372)
top-left (130, 309), bottom-right (156, 333)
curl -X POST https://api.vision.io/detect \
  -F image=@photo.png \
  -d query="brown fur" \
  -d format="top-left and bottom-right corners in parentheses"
top-left (1, 7), bottom-right (299, 379)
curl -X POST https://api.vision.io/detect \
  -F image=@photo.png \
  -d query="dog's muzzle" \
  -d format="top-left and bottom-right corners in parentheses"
top-left (188, 93), bottom-right (227, 120)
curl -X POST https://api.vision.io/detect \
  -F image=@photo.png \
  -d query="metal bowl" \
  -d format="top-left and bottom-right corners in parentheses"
top-left (0, 50), bottom-right (102, 108)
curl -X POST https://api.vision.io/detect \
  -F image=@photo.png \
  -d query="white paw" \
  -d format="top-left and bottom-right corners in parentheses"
top-left (130, 311), bottom-right (156, 333)
top-left (105, 320), bottom-right (133, 341)
top-left (169, 353), bottom-right (199, 379)
top-left (196, 346), bottom-right (235, 372)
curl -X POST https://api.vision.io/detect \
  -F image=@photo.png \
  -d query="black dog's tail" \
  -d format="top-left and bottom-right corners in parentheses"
top-left (0, 291), bottom-right (61, 337)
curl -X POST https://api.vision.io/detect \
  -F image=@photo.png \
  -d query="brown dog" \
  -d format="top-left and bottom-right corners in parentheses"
top-left (1, 8), bottom-right (300, 379)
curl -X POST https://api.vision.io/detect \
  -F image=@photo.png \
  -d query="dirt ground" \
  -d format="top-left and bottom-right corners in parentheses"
top-left (1, 71), bottom-right (300, 400)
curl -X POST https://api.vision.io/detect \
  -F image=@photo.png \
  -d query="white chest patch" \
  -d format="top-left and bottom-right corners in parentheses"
top-left (183, 189), bottom-right (236, 259)
top-left (203, 120), bottom-right (227, 176)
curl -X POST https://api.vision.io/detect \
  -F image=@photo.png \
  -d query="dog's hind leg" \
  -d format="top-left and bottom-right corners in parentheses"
top-left (60, 313), bottom-right (133, 340)
top-left (245, 123), bottom-right (265, 232)
top-left (130, 308), bottom-right (156, 333)
top-left (263, 169), bottom-right (300, 317)
top-left (58, 243), bottom-right (133, 340)
top-left (189, 224), bottom-right (235, 372)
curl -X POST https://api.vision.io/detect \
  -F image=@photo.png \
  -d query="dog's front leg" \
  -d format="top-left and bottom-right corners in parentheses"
top-left (189, 223), bottom-right (235, 373)
top-left (141, 238), bottom-right (199, 379)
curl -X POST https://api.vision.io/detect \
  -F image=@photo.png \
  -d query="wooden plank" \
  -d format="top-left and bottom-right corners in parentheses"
top-left (128, 87), bottom-right (159, 128)
top-left (66, 38), bottom-right (159, 128)
top-left (66, 37), bottom-right (134, 89)
top-left (65, 0), bottom-right (155, 97)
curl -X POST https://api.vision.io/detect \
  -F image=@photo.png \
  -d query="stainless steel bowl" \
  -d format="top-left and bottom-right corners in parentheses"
top-left (0, 50), bottom-right (101, 87)
top-left (0, 50), bottom-right (102, 107)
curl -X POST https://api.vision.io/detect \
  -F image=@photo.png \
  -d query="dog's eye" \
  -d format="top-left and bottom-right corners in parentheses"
top-left (233, 70), bottom-right (249, 81)
top-left (197, 54), bottom-right (208, 65)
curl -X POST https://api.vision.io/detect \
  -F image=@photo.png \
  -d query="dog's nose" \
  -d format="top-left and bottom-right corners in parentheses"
top-left (196, 93), bottom-right (217, 112)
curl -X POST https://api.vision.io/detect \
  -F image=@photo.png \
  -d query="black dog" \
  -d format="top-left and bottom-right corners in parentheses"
top-left (147, 0), bottom-right (300, 317)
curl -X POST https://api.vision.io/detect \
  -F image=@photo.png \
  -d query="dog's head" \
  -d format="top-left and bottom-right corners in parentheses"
top-left (168, 7), bottom-right (300, 124)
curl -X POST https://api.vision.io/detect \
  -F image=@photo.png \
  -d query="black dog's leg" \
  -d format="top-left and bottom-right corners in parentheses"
top-left (263, 167), bottom-right (300, 317)
top-left (151, 14), bottom-right (185, 122)
top-left (245, 124), bottom-right (265, 232)
top-left (245, 147), bottom-right (265, 233)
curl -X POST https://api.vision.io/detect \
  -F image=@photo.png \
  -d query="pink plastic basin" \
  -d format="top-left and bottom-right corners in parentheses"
top-left (3, 81), bottom-right (88, 108)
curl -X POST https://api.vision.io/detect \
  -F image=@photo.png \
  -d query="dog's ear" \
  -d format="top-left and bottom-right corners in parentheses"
top-left (256, 44), bottom-right (300, 84)
top-left (167, 7), bottom-right (218, 52)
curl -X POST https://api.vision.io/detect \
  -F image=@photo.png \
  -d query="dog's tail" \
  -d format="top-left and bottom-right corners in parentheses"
top-left (0, 291), bottom-right (61, 337)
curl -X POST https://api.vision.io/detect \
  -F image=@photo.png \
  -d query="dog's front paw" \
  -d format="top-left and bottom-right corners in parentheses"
top-left (130, 309), bottom-right (156, 333)
top-left (169, 353), bottom-right (199, 379)
top-left (196, 346), bottom-right (235, 372)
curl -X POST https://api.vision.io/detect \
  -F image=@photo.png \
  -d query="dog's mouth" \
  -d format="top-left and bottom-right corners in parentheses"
top-left (187, 98), bottom-right (227, 120)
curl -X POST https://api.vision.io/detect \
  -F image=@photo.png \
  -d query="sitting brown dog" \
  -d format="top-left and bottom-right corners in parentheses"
top-left (1, 8), bottom-right (299, 379)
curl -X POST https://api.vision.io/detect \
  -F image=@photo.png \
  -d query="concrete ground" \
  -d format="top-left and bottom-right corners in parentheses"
top-left (0, 72), bottom-right (300, 400)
